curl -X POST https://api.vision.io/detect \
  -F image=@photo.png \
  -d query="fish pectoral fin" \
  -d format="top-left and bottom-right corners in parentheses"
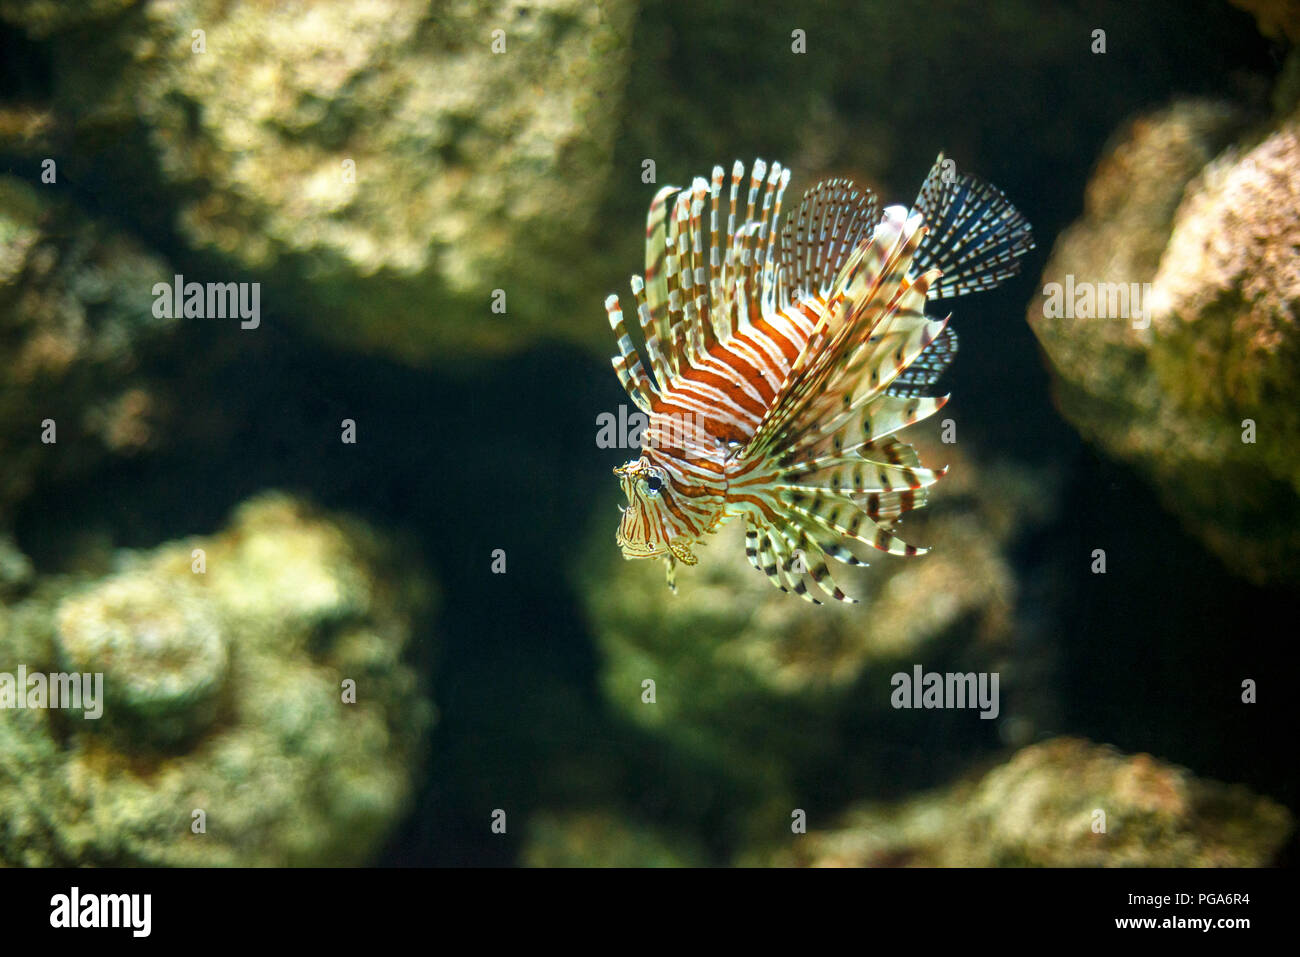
top-left (663, 554), bottom-right (678, 594)
top-left (668, 539), bottom-right (699, 566)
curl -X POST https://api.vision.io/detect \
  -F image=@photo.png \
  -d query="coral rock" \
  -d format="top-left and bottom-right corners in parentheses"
top-left (756, 737), bottom-right (1293, 867)
top-left (1029, 100), bottom-right (1300, 584)
top-left (0, 493), bottom-right (436, 866)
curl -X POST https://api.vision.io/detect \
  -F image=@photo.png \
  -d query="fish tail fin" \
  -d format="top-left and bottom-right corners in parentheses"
top-left (913, 152), bottom-right (1035, 299)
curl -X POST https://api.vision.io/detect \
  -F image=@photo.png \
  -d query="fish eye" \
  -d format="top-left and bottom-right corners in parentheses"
top-left (646, 474), bottom-right (663, 494)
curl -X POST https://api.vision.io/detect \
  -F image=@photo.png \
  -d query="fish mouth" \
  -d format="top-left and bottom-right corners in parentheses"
top-left (615, 526), bottom-right (668, 559)
top-left (617, 542), bottom-right (666, 560)
top-left (616, 512), bottom-right (668, 559)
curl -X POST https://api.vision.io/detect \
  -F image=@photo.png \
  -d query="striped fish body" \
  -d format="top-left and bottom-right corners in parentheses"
top-left (606, 156), bottom-right (1033, 603)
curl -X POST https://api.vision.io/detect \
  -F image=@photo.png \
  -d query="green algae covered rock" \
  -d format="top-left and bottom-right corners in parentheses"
top-left (751, 737), bottom-right (1293, 867)
top-left (0, 493), bottom-right (436, 866)
top-left (1028, 99), bottom-right (1300, 585)
top-left (2, 0), bottom-right (638, 362)
top-left (0, 175), bottom-right (182, 515)
top-left (56, 573), bottom-right (230, 746)
top-left (0, 0), bottom-right (134, 38)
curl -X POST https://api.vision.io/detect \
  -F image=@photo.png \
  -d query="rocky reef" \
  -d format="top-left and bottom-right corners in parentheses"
top-left (0, 175), bottom-right (187, 514)
top-left (752, 737), bottom-right (1293, 867)
top-left (1029, 84), bottom-right (1300, 585)
top-left (0, 0), bottom-right (638, 361)
top-left (0, 493), bottom-right (435, 866)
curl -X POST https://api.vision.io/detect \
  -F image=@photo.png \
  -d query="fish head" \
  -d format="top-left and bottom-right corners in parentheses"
top-left (613, 457), bottom-right (675, 559)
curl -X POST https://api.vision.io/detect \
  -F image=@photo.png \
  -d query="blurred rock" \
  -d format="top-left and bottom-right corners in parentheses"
top-left (56, 572), bottom-right (229, 746)
top-left (753, 737), bottom-right (1293, 867)
top-left (1028, 99), bottom-right (1300, 585)
top-left (0, 0), bottom-right (133, 37)
top-left (0, 493), bottom-right (436, 866)
top-left (1230, 0), bottom-right (1300, 42)
top-left (0, 534), bottom-right (34, 596)
top-left (0, 175), bottom-right (181, 515)
top-left (522, 809), bottom-right (705, 867)
top-left (3, 0), bottom-right (637, 361)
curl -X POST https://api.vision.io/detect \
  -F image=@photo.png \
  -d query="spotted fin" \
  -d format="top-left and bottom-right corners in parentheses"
top-left (913, 152), bottom-right (1035, 300)
top-left (778, 177), bottom-right (880, 305)
top-left (886, 325), bottom-right (958, 398)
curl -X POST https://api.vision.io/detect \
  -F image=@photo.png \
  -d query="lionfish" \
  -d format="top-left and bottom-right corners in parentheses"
top-left (604, 155), bottom-right (1033, 603)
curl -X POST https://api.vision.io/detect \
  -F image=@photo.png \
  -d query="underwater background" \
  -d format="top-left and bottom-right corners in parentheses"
top-left (0, 0), bottom-right (1296, 867)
